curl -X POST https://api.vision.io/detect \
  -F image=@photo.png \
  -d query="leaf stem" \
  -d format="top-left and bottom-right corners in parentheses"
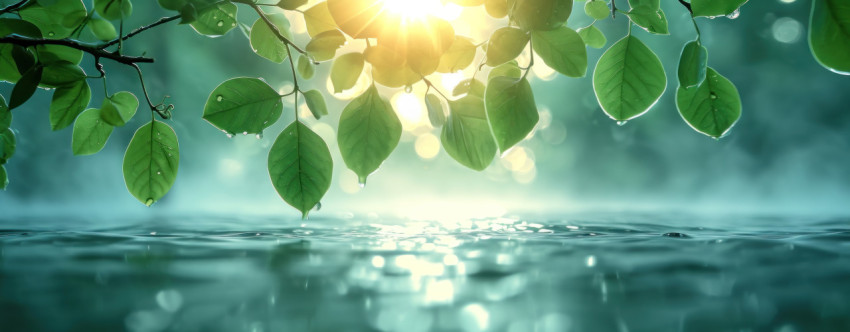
top-left (100, 15), bottom-right (181, 49)
top-left (234, 0), bottom-right (311, 57)
top-left (285, 43), bottom-right (300, 120)
top-left (520, 39), bottom-right (535, 81)
top-left (421, 77), bottom-right (450, 101)
top-left (132, 63), bottom-right (171, 119)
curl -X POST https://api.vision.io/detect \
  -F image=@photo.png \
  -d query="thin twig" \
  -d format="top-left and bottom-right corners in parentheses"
top-left (0, 35), bottom-right (154, 64)
top-left (100, 15), bottom-right (181, 49)
top-left (421, 77), bottom-right (450, 101)
top-left (233, 0), bottom-right (310, 56)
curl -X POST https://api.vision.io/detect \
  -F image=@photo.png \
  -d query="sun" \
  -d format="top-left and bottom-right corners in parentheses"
top-left (381, 0), bottom-right (446, 21)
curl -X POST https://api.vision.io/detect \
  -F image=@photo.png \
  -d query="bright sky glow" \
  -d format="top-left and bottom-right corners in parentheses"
top-left (382, 0), bottom-right (445, 21)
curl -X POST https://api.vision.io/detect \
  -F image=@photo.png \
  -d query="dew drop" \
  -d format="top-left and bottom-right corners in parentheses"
top-left (242, 131), bottom-right (248, 135)
top-left (156, 171), bottom-right (161, 175)
top-left (314, 202), bottom-right (322, 211)
top-left (216, 20), bottom-right (224, 27)
top-left (726, 9), bottom-right (740, 19)
top-left (144, 198), bottom-right (154, 207)
top-left (256, 132), bottom-right (263, 139)
top-left (404, 85), bottom-right (413, 93)
top-left (226, 133), bottom-right (233, 138)
top-left (709, 93), bottom-right (718, 100)
top-left (616, 121), bottom-right (627, 126)
top-left (357, 176), bottom-right (367, 188)
top-left (231, 23), bottom-right (236, 27)
top-left (47, 31), bottom-right (55, 37)
top-left (216, 95), bottom-right (223, 102)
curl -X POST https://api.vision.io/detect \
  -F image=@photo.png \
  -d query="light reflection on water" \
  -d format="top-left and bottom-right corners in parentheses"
top-left (1, 214), bottom-right (849, 331)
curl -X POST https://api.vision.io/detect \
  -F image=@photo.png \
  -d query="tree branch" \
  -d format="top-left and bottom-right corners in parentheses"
top-left (100, 14), bottom-right (182, 49)
top-left (0, 35), bottom-right (154, 64)
top-left (232, 0), bottom-right (310, 56)
top-left (0, 0), bottom-right (29, 15)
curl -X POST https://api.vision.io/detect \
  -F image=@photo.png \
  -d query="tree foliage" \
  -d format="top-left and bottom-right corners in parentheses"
top-left (0, 0), bottom-right (848, 217)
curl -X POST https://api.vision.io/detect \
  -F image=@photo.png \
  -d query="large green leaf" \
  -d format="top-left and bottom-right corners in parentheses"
top-left (676, 68), bottom-right (741, 138)
top-left (302, 2), bottom-right (338, 37)
top-left (337, 85), bottom-right (401, 184)
top-left (268, 121), bottom-right (333, 217)
top-left (72, 108), bottom-right (114, 156)
top-left (49, 79), bottom-right (91, 131)
top-left (0, 95), bottom-right (10, 131)
top-left (88, 17), bottom-right (118, 41)
top-left (305, 29), bottom-right (345, 62)
top-left (585, 0), bottom-right (609, 20)
top-left (691, 0), bottom-right (747, 18)
top-left (331, 52), bottom-right (364, 93)
top-left (302, 90), bottom-right (328, 120)
top-left (488, 60), bottom-right (522, 80)
top-left (809, 0), bottom-right (850, 75)
top-left (9, 65), bottom-right (42, 110)
top-left (453, 78), bottom-right (486, 97)
top-left (37, 45), bottom-right (84, 66)
top-left (250, 13), bottom-right (293, 63)
top-left (100, 91), bottom-right (139, 127)
top-left (122, 120), bottom-right (179, 206)
top-left (626, 5), bottom-right (669, 35)
top-left (486, 27), bottom-right (529, 67)
top-left (485, 76), bottom-right (538, 153)
top-left (19, 0), bottom-right (87, 39)
top-left (678, 40), bottom-right (708, 88)
top-left (512, 0), bottom-right (573, 31)
top-left (531, 26), bottom-right (587, 77)
top-left (593, 35), bottom-right (666, 121)
top-left (39, 62), bottom-right (85, 88)
top-left (441, 96), bottom-right (496, 171)
top-left (191, 2), bottom-right (237, 37)
top-left (203, 77), bottom-right (283, 135)
top-left (95, 0), bottom-right (133, 21)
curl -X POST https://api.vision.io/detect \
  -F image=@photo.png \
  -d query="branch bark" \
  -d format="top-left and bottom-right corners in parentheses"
top-left (0, 35), bottom-right (154, 64)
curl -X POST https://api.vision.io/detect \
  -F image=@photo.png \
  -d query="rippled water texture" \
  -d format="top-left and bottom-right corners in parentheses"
top-left (1, 214), bottom-right (849, 331)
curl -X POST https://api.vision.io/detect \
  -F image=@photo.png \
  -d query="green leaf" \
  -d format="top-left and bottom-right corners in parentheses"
top-left (191, 2), bottom-right (237, 37)
top-left (578, 25), bottom-right (607, 49)
top-left (179, 3), bottom-right (198, 24)
top-left (37, 45), bottom-right (84, 65)
top-left (250, 13), bottom-right (292, 63)
top-left (531, 26), bottom-right (588, 77)
top-left (0, 165), bottom-right (7, 190)
top-left (593, 35), bottom-right (666, 121)
top-left (203, 77), bottom-right (283, 135)
top-left (485, 0), bottom-right (508, 18)
top-left (158, 0), bottom-right (187, 11)
top-left (11, 46), bottom-right (35, 76)
top-left (268, 121), bottom-right (333, 217)
top-left (0, 128), bottom-right (15, 164)
top-left (511, 0), bottom-right (573, 31)
top-left (297, 54), bottom-right (315, 79)
top-left (50, 80), bottom-right (91, 131)
top-left (453, 78), bottom-right (486, 97)
top-left (19, 1), bottom-right (87, 39)
top-left (303, 2), bottom-right (338, 37)
top-left (88, 17), bottom-right (118, 41)
top-left (302, 90), bottom-right (328, 120)
top-left (123, 120), bottom-right (179, 207)
top-left (678, 40), bottom-right (708, 88)
top-left (437, 36), bottom-right (477, 73)
top-left (485, 76), bottom-right (538, 153)
top-left (337, 85), bottom-right (401, 184)
top-left (691, 0), bottom-right (747, 18)
top-left (585, 0), bottom-right (609, 20)
top-left (809, 0), bottom-right (850, 75)
top-left (331, 52), bottom-right (365, 93)
top-left (0, 95), bottom-right (10, 131)
top-left (0, 18), bottom-right (42, 38)
top-left (100, 91), bottom-right (139, 127)
top-left (441, 96), bottom-right (496, 171)
top-left (39, 62), bottom-right (86, 88)
top-left (9, 65), bottom-right (42, 110)
top-left (425, 93), bottom-right (446, 127)
top-left (278, 0), bottom-right (308, 10)
top-left (305, 29), bottom-right (346, 62)
top-left (628, 0), bottom-right (660, 10)
top-left (72, 108), bottom-right (114, 155)
top-left (489, 60), bottom-right (522, 80)
top-left (626, 5), bottom-right (669, 35)
top-left (676, 68), bottom-right (741, 138)
top-left (95, 0), bottom-right (133, 21)
top-left (486, 27), bottom-right (529, 67)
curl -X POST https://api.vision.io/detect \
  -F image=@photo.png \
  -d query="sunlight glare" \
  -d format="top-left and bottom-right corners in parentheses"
top-left (382, 0), bottom-right (444, 21)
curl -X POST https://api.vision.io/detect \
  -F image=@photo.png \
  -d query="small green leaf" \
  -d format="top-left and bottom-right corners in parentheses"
top-left (50, 79), bottom-right (91, 131)
top-left (593, 35), bottom-right (666, 121)
top-left (191, 2), bottom-right (237, 37)
top-left (0, 18), bottom-right (42, 38)
top-left (425, 93), bottom-right (446, 127)
top-left (485, 76), bottom-right (538, 153)
top-left (437, 36), bottom-right (477, 73)
top-left (585, 0), bottom-right (610, 20)
top-left (203, 77), bottom-right (283, 135)
top-left (691, 0), bottom-right (747, 18)
top-left (512, 0), bottom-right (573, 31)
top-left (676, 68), bottom-right (742, 138)
top-left (100, 91), bottom-right (139, 127)
top-left (441, 96), bottom-right (496, 171)
top-left (39, 62), bottom-right (85, 88)
top-left (1, 128), bottom-right (15, 164)
top-left (578, 25), bottom-right (607, 49)
top-left (250, 14), bottom-right (292, 63)
top-left (268, 121), bottom-right (333, 217)
top-left (453, 78), bottom-right (486, 97)
top-left (337, 85), bottom-right (402, 184)
top-left (809, 0), bottom-right (850, 75)
top-left (489, 60), bottom-right (522, 80)
top-left (88, 17), bottom-right (118, 41)
top-left (95, 0), bottom-right (133, 21)
top-left (626, 5), bottom-right (669, 35)
top-left (123, 120), bottom-right (179, 206)
top-left (485, 0), bottom-right (508, 18)
top-left (72, 108), bottom-right (114, 155)
top-left (678, 40), bottom-right (708, 88)
top-left (303, 90), bottom-right (328, 120)
top-left (0, 165), bottom-right (7, 190)
top-left (278, 0), bottom-right (308, 10)
top-left (303, 2), bottom-right (338, 37)
top-left (9, 65), bottom-right (42, 110)
top-left (297, 54), bottom-right (315, 79)
top-left (11, 46), bottom-right (35, 76)
top-left (305, 29), bottom-right (346, 62)
top-left (0, 95), bottom-right (10, 131)
top-left (486, 27), bottom-right (529, 67)
top-left (531, 26), bottom-right (588, 77)
top-left (628, 0), bottom-right (660, 10)
top-left (331, 52), bottom-right (365, 93)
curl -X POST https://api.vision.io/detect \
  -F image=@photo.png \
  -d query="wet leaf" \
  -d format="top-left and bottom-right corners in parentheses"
top-left (250, 13), bottom-right (293, 63)
top-left (100, 91), bottom-right (139, 127)
top-left (593, 35), bottom-right (666, 121)
top-left (72, 108), bottom-right (114, 155)
top-left (297, 54), bottom-right (315, 80)
top-left (203, 77), bottom-right (283, 135)
top-left (441, 96), bottom-right (496, 171)
top-left (486, 27), bottom-right (529, 67)
top-left (123, 120), bottom-right (179, 206)
top-left (531, 26), bottom-right (588, 77)
top-left (485, 76), bottom-right (538, 153)
top-left (809, 0), bottom-right (850, 75)
top-left (626, 5), bottom-right (669, 35)
top-left (676, 68), bottom-right (741, 138)
top-left (691, 0), bottom-right (747, 18)
top-left (302, 90), bottom-right (328, 120)
top-left (268, 121), bottom-right (333, 217)
top-left (50, 80), bottom-right (91, 131)
top-left (191, 2), bottom-right (237, 37)
top-left (331, 52), bottom-right (364, 93)
top-left (337, 85), bottom-right (401, 184)
top-left (678, 40), bottom-right (708, 88)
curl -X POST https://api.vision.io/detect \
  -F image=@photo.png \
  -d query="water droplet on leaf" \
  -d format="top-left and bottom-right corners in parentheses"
top-left (616, 121), bottom-right (627, 126)
top-left (47, 32), bottom-right (55, 37)
top-left (726, 9), bottom-right (740, 19)
top-left (144, 198), bottom-right (154, 207)
top-left (226, 133), bottom-right (233, 138)
top-left (242, 131), bottom-right (248, 135)
top-left (216, 20), bottom-right (224, 27)
top-left (358, 176), bottom-right (367, 188)
top-left (710, 93), bottom-right (718, 100)
top-left (256, 132), bottom-right (263, 139)
top-left (404, 85), bottom-right (413, 93)
top-left (315, 202), bottom-right (322, 211)
top-left (216, 95), bottom-right (223, 102)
